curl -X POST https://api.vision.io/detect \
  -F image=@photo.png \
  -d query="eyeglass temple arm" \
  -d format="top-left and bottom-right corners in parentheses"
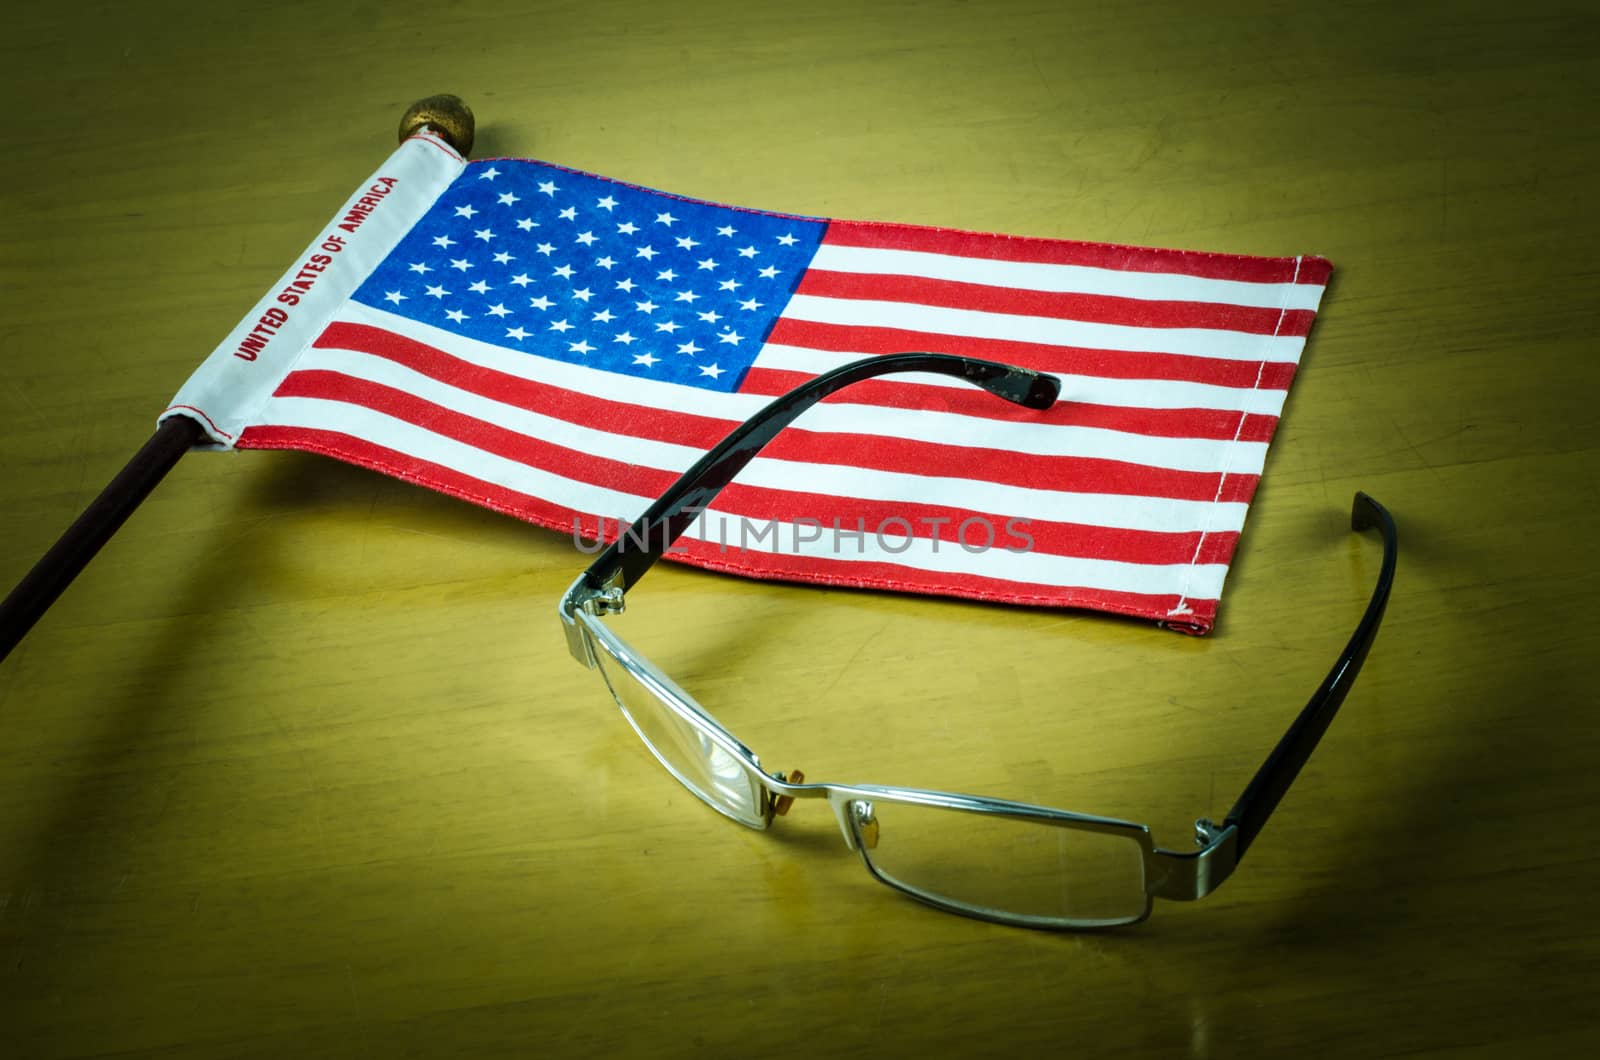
top-left (1150, 492), bottom-right (1396, 902)
top-left (1219, 491), bottom-right (1398, 861)
top-left (573, 353), bottom-right (1060, 601)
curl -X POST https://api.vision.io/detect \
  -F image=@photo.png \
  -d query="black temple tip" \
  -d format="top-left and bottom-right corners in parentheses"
top-left (983, 367), bottom-right (1059, 409)
top-left (1351, 491), bottom-right (1378, 531)
top-left (1021, 371), bottom-right (1061, 410)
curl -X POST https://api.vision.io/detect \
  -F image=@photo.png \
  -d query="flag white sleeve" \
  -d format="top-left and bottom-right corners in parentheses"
top-left (160, 131), bottom-right (466, 447)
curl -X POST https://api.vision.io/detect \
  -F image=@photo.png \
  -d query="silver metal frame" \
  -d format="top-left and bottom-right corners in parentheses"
top-left (560, 573), bottom-right (1238, 930)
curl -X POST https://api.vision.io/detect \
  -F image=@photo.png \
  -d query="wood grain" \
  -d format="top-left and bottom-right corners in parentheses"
top-left (2, 1), bottom-right (1596, 1055)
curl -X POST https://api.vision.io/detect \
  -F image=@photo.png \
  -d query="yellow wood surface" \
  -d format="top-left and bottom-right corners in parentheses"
top-left (3, 2), bottom-right (1597, 1056)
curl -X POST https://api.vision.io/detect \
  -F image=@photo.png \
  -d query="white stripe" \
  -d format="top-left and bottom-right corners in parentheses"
top-left (783, 294), bottom-right (1307, 364)
top-left (326, 304), bottom-right (1269, 474)
top-left (250, 396), bottom-right (1227, 599)
top-left (272, 349), bottom-right (1251, 533)
top-left (811, 243), bottom-right (1324, 311)
top-left (753, 343), bottom-right (1290, 416)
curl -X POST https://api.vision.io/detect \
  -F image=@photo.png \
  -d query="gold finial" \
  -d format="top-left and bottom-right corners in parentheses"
top-left (398, 95), bottom-right (475, 156)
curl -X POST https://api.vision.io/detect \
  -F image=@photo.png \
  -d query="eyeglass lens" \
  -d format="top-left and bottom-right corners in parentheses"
top-left (849, 798), bottom-right (1148, 925)
top-left (590, 635), bottom-right (767, 828)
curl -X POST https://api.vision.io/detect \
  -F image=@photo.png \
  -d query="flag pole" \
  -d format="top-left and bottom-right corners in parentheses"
top-left (0, 95), bottom-right (476, 665)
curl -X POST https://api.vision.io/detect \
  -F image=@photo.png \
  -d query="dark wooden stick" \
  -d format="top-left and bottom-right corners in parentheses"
top-left (0, 95), bottom-right (477, 667)
top-left (0, 416), bottom-right (204, 663)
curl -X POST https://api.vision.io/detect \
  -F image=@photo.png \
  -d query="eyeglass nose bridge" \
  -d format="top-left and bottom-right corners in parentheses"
top-left (762, 774), bottom-right (873, 853)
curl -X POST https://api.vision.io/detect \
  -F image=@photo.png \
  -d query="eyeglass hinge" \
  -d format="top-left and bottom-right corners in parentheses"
top-left (580, 568), bottom-right (627, 617)
top-left (1149, 820), bottom-right (1239, 902)
top-left (581, 587), bottom-right (625, 616)
top-left (558, 568), bottom-right (626, 667)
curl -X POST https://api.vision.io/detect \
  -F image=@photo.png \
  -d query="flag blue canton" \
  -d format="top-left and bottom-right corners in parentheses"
top-left (352, 160), bottom-right (827, 393)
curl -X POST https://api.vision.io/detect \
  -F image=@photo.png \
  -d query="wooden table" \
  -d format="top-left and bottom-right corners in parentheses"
top-left (4, 2), bottom-right (1596, 1055)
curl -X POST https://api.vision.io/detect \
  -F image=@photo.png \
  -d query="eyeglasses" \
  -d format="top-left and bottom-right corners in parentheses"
top-left (559, 352), bottom-right (1398, 930)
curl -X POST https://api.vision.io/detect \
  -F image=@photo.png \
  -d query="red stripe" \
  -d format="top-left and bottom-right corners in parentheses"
top-left (321, 320), bottom-right (1291, 437)
top-left (310, 321), bottom-right (1262, 499)
top-left (739, 367), bottom-right (1280, 443)
top-left (823, 219), bottom-right (1331, 287)
top-left (668, 538), bottom-right (1218, 632)
top-left (234, 424), bottom-right (1219, 630)
top-left (266, 370), bottom-right (1243, 567)
top-left (765, 318), bottom-right (1300, 390)
top-left (796, 270), bottom-right (1316, 337)
top-left (772, 433), bottom-right (1261, 504)
top-left (317, 321), bottom-right (741, 448)
top-left (276, 369), bottom-right (682, 496)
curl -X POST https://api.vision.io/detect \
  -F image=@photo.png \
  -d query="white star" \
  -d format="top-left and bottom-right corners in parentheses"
top-left (384, 290), bottom-right (406, 304)
top-left (486, 302), bottom-right (510, 317)
top-left (445, 309), bottom-right (468, 323)
top-left (718, 330), bottom-right (743, 345)
top-left (549, 319), bottom-right (573, 333)
top-left (697, 258), bottom-right (718, 272)
top-left (596, 195), bottom-right (618, 211)
top-left (675, 291), bottom-right (699, 303)
top-left (516, 217), bottom-right (537, 231)
top-left (657, 268), bottom-right (677, 283)
top-left (614, 331), bottom-right (636, 345)
top-left (572, 287), bottom-right (594, 302)
top-left (675, 235), bottom-right (701, 250)
top-left (575, 230), bottom-right (597, 246)
top-left (451, 258), bottom-right (472, 272)
top-left (529, 295), bottom-right (554, 310)
top-left (777, 233), bottom-right (798, 246)
top-left (569, 339), bottom-right (595, 355)
top-left (718, 278), bottom-right (742, 292)
top-left (558, 206), bottom-right (577, 221)
top-left (617, 221), bottom-right (639, 235)
top-left (700, 362), bottom-right (725, 378)
top-left (479, 166), bottom-right (500, 181)
top-left (425, 284), bottom-right (449, 299)
top-left (593, 308), bottom-right (616, 323)
top-left (716, 225), bottom-right (735, 237)
top-left (433, 234), bottom-right (456, 248)
top-left (615, 278), bottom-right (638, 292)
top-left (408, 262), bottom-right (432, 274)
top-left (538, 180), bottom-right (558, 196)
top-left (758, 265), bottom-right (780, 279)
top-left (634, 300), bottom-right (657, 314)
top-left (739, 298), bottom-right (763, 311)
top-left (552, 264), bottom-right (576, 279)
top-left (506, 326), bottom-right (529, 341)
top-left (677, 340), bottom-right (703, 356)
top-left (738, 246), bottom-right (758, 258)
top-left (468, 279), bottom-right (491, 294)
top-left (633, 351), bottom-right (659, 367)
top-left (594, 256), bottom-right (616, 270)
top-left (454, 204), bottom-right (478, 219)
top-left (493, 251), bottom-right (515, 264)
top-left (510, 273), bottom-right (533, 287)
top-left (654, 211), bottom-right (677, 226)
top-left (498, 191), bottom-right (520, 206)
top-left (635, 245), bottom-right (658, 260)
top-left (697, 309), bottom-right (721, 323)
top-left (536, 242), bottom-right (555, 256)
top-left (655, 321), bottom-right (681, 333)
top-left (475, 227), bottom-right (495, 242)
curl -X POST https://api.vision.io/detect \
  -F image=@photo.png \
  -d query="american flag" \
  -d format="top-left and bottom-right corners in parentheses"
top-left (179, 143), bottom-right (1329, 633)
